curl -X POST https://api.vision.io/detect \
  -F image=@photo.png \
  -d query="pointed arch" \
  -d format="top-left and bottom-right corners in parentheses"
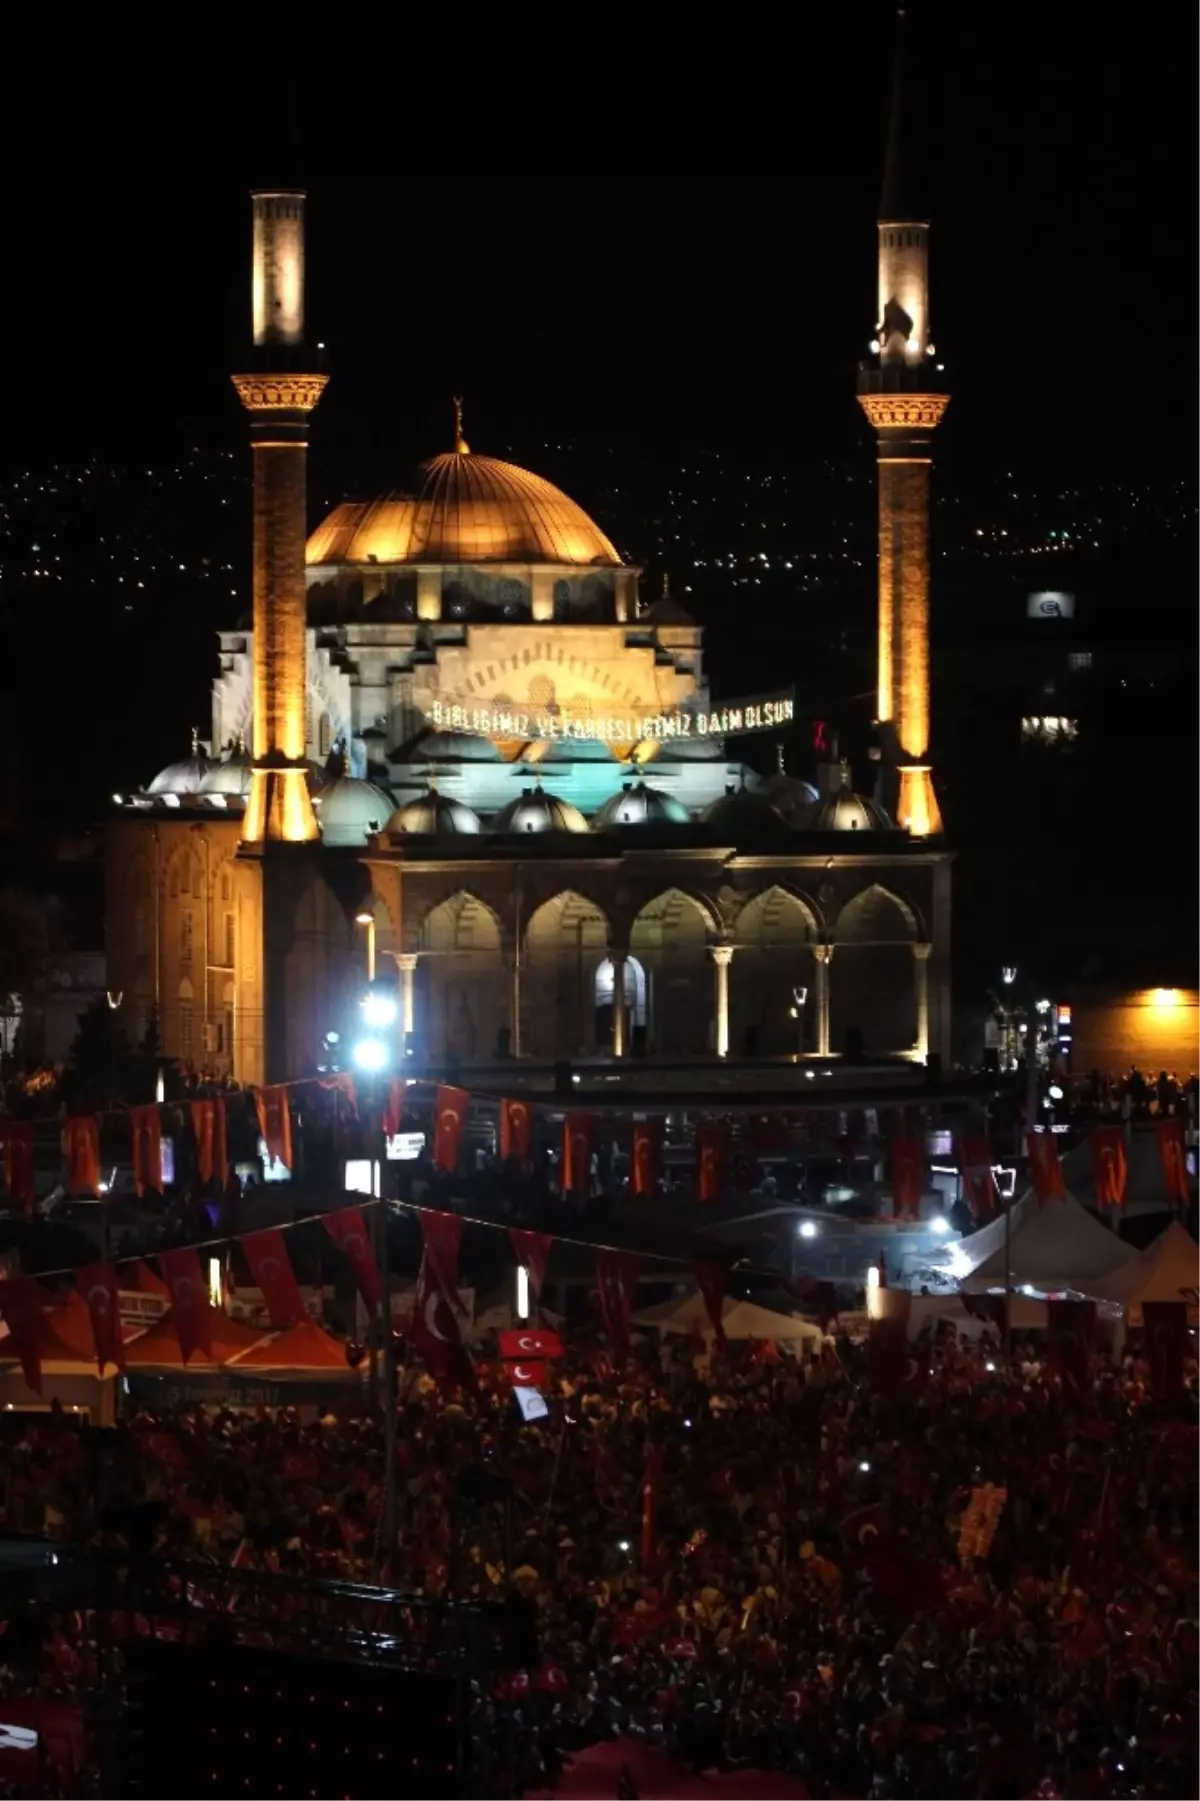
top-left (731, 885), bottom-right (817, 1058)
top-left (830, 883), bottom-right (920, 1056)
top-left (417, 891), bottom-right (506, 1064)
top-left (630, 888), bottom-right (713, 1055)
top-left (834, 883), bottom-right (920, 944)
top-left (522, 890), bottom-right (610, 1059)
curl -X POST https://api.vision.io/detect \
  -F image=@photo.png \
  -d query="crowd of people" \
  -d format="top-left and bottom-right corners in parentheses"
top-left (1081, 1067), bottom-right (1199, 1124)
top-left (0, 1317), bottom-right (1195, 1798)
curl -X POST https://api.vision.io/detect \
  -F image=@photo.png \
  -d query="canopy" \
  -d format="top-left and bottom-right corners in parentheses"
top-left (226, 1319), bottom-right (355, 1372)
top-left (123, 1308), bottom-right (266, 1370)
top-left (41, 1290), bottom-right (142, 1372)
top-left (958, 1191), bottom-right (1139, 1296)
top-left (1090, 1221), bottom-right (1200, 1322)
top-left (634, 1291), bottom-right (825, 1345)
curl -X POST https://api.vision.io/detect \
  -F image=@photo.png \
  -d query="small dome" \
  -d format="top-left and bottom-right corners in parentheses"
top-left (703, 785), bottom-right (790, 843)
top-left (766, 774), bottom-right (820, 826)
top-left (199, 750), bottom-right (252, 797)
top-left (811, 767), bottom-right (893, 832)
top-left (412, 730), bottom-right (503, 763)
top-left (148, 743), bottom-right (211, 795)
top-left (387, 789), bottom-right (482, 835)
top-left (493, 785), bottom-right (589, 835)
top-left (593, 781), bottom-right (690, 828)
top-left (314, 776), bottom-right (394, 846)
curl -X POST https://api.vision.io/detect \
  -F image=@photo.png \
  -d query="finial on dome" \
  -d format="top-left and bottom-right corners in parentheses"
top-left (452, 396), bottom-right (470, 456)
top-left (776, 742), bottom-right (786, 775)
top-left (838, 758), bottom-right (853, 789)
top-left (662, 570), bottom-right (670, 604)
top-left (190, 726), bottom-right (200, 757)
top-left (236, 729), bottom-right (247, 756)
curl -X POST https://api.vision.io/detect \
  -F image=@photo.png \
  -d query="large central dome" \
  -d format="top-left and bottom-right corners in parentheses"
top-left (307, 451), bottom-right (621, 568)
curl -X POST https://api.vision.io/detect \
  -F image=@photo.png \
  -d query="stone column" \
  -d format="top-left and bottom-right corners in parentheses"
top-left (813, 944), bottom-right (834, 1056)
top-left (396, 953), bottom-right (417, 1059)
top-left (912, 941), bottom-right (933, 1062)
top-left (611, 952), bottom-right (628, 1059)
top-left (710, 944), bottom-right (733, 1059)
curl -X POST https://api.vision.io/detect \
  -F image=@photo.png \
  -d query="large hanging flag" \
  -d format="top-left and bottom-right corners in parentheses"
top-left (189, 1098), bottom-right (227, 1187)
top-left (499, 1097), bottom-right (532, 1166)
top-left (157, 1248), bottom-right (215, 1364)
top-left (959, 1136), bottom-right (997, 1222)
top-left (695, 1123), bottom-right (727, 1202)
top-left (1155, 1118), bottom-right (1191, 1207)
top-left (1046, 1298), bottom-right (1095, 1395)
top-left (76, 1262), bottom-right (125, 1374)
top-left (498, 1326), bottom-right (564, 1362)
top-left (382, 1077), bottom-right (405, 1138)
top-left (254, 1086), bottom-right (293, 1172)
top-left (508, 1228), bottom-right (552, 1302)
top-left (0, 1278), bottom-right (45, 1393)
top-left (1143, 1300), bottom-right (1189, 1402)
top-left (322, 1205), bottom-right (382, 1309)
top-left (241, 1227), bottom-right (306, 1329)
top-left (64, 1117), bottom-right (100, 1197)
top-left (411, 1256), bottom-right (474, 1391)
top-left (1027, 1129), bottom-right (1066, 1205)
top-left (1091, 1127), bottom-right (1128, 1210)
top-left (562, 1112), bottom-right (598, 1194)
top-left (129, 1105), bottom-right (162, 1196)
top-left (890, 1138), bottom-right (924, 1221)
top-left (595, 1249), bottom-right (640, 1367)
top-left (0, 1121), bottom-right (35, 1213)
top-left (690, 1261), bottom-right (729, 1349)
top-left (631, 1118), bottom-right (662, 1198)
top-left (433, 1085), bottom-right (469, 1173)
top-left (419, 1209), bottom-right (464, 1312)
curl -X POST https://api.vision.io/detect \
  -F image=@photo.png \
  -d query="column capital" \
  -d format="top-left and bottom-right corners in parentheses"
top-left (231, 372), bottom-right (328, 416)
top-left (709, 943), bottom-right (734, 968)
top-left (911, 941), bottom-right (933, 962)
top-left (813, 943), bottom-right (834, 966)
top-left (394, 952), bottom-right (419, 973)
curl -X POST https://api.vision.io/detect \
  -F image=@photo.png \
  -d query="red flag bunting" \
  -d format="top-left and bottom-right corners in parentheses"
top-left (0, 1277), bottom-right (45, 1393)
top-left (381, 1078), bottom-right (405, 1138)
top-left (504, 1359), bottom-right (549, 1390)
top-left (1092, 1126), bottom-right (1128, 1210)
top-left (499, 1097), bottom-right (532, 1166)
top-left (322, 1205), bottom-right (381, 1309)
top-left (254, 1086), bottom-right (293, 1172)
top-left (498, 1326), bottom-right (564, 1362)
top-left (1027, 1129), bottom-right (1066, 1205)
top-left (696, 1123), bottom-right (727, 1202)
top-left (314, 1070), bottom-right (358, 1116)
top-left (631, 1118), bottom-right (662, 1198)
top-left (419, 1209), bottom-right (464, 1312)
top-left (64, 1117), bottom-right (100, 1197)
top-left (241, 1227), bottom-right (306, 1328)
top-left (890, 1137), bottom-right (924, 1221)
top-left (595, 1249), bottom-right (640, 1367)
top-left (1046, 1297), bottom-right (1095, 1394)
top-left (562, 1112), bottom-right (597, 1194)
top-left (690, 1261), bottom-right (729, 1349)
top-left (411, 1255), bottom-right (474, 1391)
top-left (959, 1135), bottom-right (997, 1222)
top-left (433, 1085), bottom-right (469, 1173)
top-left (76, 1262), bottom-right (125, 1374)
top-left (1, 1121), bottom-right (36, 1213)
top-left (189, 1098), bottom-right (227, 1188)
top-left (508, 1228), bottom-right (552, 1301)
top-left (129, 1105), bottom-right (162, 1196)
top-left (1155, 1118), bottom-right (1191, 1206)
top-left (157, 1247), bottom-right (215, 1365)
top-left (1143, 1300), bottom-right (1189, 1402)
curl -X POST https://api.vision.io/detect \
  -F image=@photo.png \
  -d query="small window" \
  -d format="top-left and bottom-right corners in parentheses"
top-left (220, 871), bottom-right (231, 903)
top-left (223, 913), bottom-right (235, 967)
top-left (180, 909), bottom-right (195, 963)
top-left (1068, 650), bottom-right (1093, 671)
top-left (180, 1006), bottom-right (194, 1059)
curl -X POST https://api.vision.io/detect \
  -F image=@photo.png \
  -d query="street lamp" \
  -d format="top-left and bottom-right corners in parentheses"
top-left (355, 910), bottom-right (376, 982)
top-left (352, 1036), bottom-right (388, 1074)
top-left (360, 985), bottom-right (398, 1032)
top-left (1001, 966), bottom-right (1017, 987)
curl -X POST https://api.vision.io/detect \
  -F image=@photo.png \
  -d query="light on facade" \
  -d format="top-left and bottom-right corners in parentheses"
top-left (352, 1037), bottom-right (388, 1073)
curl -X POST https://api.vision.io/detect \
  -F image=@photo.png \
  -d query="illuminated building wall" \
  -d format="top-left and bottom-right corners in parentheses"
top-left (1070, 989), bottom-right (1200, 1076)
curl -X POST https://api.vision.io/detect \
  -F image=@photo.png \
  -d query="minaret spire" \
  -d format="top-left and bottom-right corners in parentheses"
top-left (453, 396), bottom-right (471, 456)
top-left (879, 8), bottom-right (910, 222)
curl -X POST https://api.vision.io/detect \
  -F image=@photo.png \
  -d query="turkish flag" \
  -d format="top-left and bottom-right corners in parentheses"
top-left (433, 1085), bottom-right (469, 1173)
top-left (508, 1228), bottom-right (552, 1301)
top-left (76, 1262), bottom-right (125, 1374)
top-left (1156, 1118), bottom-right (1191, 1206)
top-left (504, 1359), bottom-right (549, 1390)
top-left (691, 1261), bottom-right (729, 1349)
top-left (322, 1205), bottom-right (381, 1309)
top-left (129, 1105), bottom-right (162, 1196)
top-left (419, 1209), bottom-right (464, 1312)
top-left (1092, 1126), bottom-right (1128, 1209)
top-left (696, 1123), bottom-right (727, 1202)
top-left (631, 1118), bottom-right (662, 1197)
top-left (64, 1116), bottom-right (100, 1196)
top-left (189, 1098), bottom-right (227, 1187)
top-left (868, 1290), bottom-right (912, 1396)
top-left (1027, 1129), bottom-right (1066, 1205)
top-left (158, 1248), bottom-right (215, 1365)
top-left (1, 1121), bottom-right (36, 1213)
top-left (254, 1086), bottom-right (293, 1171)
top-left (315, 1070), bottom-right (358, 1117)
top-left (382, 1078), bottom-right (405, 1138)
top-left (0, 1277), bottom-right (45, 1393)
top-left (959, 1135), bottom-right (997, 1221)
top-left (891, 1137), bottom-right (924, 1221)
top-left (1143, 1300), bottom-right (1189, 1402)
top-left (562, 1111), bottom-right (597, 1194)
top-left (499, 1097), bottom-right (532, 1165)
top-left (411, 1256), bottom-right (474, 1391)
top-left (241, 1227), bottom-right (305, 1328)
top-left (498, 1327), bottom-right (564, 1361)
top-left (595, 1249), bottom-right (640, 1366)
top-left (1046, 1298), bottom-right (1095, 1394)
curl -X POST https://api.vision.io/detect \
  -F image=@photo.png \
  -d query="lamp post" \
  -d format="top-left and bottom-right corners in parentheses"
top-left (789, 985), bottom-right (809, 1060)
top-left (351, 1004), bottom-right (398, 1570)
top-left (355, 910), bottom-right (376, 983)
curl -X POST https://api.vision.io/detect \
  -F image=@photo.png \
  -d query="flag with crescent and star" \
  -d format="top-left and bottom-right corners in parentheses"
top-left (64, 1117), bottom-right (100, 1197)
top-left (1155, 1118), bottom-right (1191, 1207)
top-left (322, 1204), bottom-right (382, 1309)
top-left (411, 1255), bottom-right (475, 1391)
top-left (189, 1098), bottom-right (227, 1187)
top-left (890, 1137), bottom-right (924, 1221)
top-left (959, 1135), bottom-right (998, 1221)
top-left (433, 1085), bottom-right (469, 1173)
top-left (381, 1077), bottom-right (404, 1137)
top-left (595, 1249), bottom-right (640, 1367)
top-left (158, 1247), bottom-right (215, 1365)
top-left (499, 1097), bottom-right (532, 1166)
top-left (254, 1086), bottom-right (293, 1172)
top-left (76, 1262), bottom-right (125, 1374)
top-left (695, 1123), bottom-right (727, 1203)
top-left (419, 1209), bottom-right (465, 1313)
top-left (241, 1227), bottom-right (306, 1328)
top-left (562, 1112), bottom-right (598, 1195)
top-left (631, 1118), bottom-right (662, 1198)
top-left (498, 1327), bottom-right (564, 1362)
top-left (508, 1229), bottom-right (552, 1302)
top-left (1091, 1126), bottom-right (1128, 1210)
top-left (129, 1105), bottom-right (162, 1196)
top-left (1027, 1129), bottom-right (1066, 1205)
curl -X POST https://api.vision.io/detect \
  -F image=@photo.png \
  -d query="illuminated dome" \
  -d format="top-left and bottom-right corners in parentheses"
top-left (493, 786), bottom-right (589, 834)
top-left (148, 740), bottom-right (211, 795)
top-left (387, 789), bottom-right (481, 836)
top-left (314, 776), bottom-right (393, 846)
top-left (703, 786), bottom-right (790, 842)
top-left (766, 773), bottom-right (820, 826)
top-left (811, 767), bottom-right (893, 832)
top-left (594, 781), bottom-right (690, 828)
top-left (307, 451), bottom-right (621, 569)
top-left (199, 748), bottom-right (252, 798)
top-left (412, 729), bottom-right (503, 763)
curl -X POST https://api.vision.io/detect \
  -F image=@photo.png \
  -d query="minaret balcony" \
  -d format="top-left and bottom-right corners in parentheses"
top-left (857, 360), bottom-right (948, 399)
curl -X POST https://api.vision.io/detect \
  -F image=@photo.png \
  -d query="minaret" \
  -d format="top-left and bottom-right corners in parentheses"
top-left (857, 12), bottom-right (948, 837)
top-left (232, 191), bottom-right (327, 844)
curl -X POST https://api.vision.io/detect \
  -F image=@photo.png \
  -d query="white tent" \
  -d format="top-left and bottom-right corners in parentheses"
top-left (634, 1291), bottom-right (826, 1346)
top-left (1090, 1221), bottom-right (1199, 1323)
top-left (958, 1191), bottom-right (1139, 1296)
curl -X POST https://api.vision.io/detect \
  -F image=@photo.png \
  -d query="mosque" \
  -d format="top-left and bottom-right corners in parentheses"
top-left (105, 70), bottom-right (953, 1087)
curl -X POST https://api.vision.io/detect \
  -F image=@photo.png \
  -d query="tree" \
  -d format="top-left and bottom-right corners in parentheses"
top-left (62, 995), bottom-right (133, 1111)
